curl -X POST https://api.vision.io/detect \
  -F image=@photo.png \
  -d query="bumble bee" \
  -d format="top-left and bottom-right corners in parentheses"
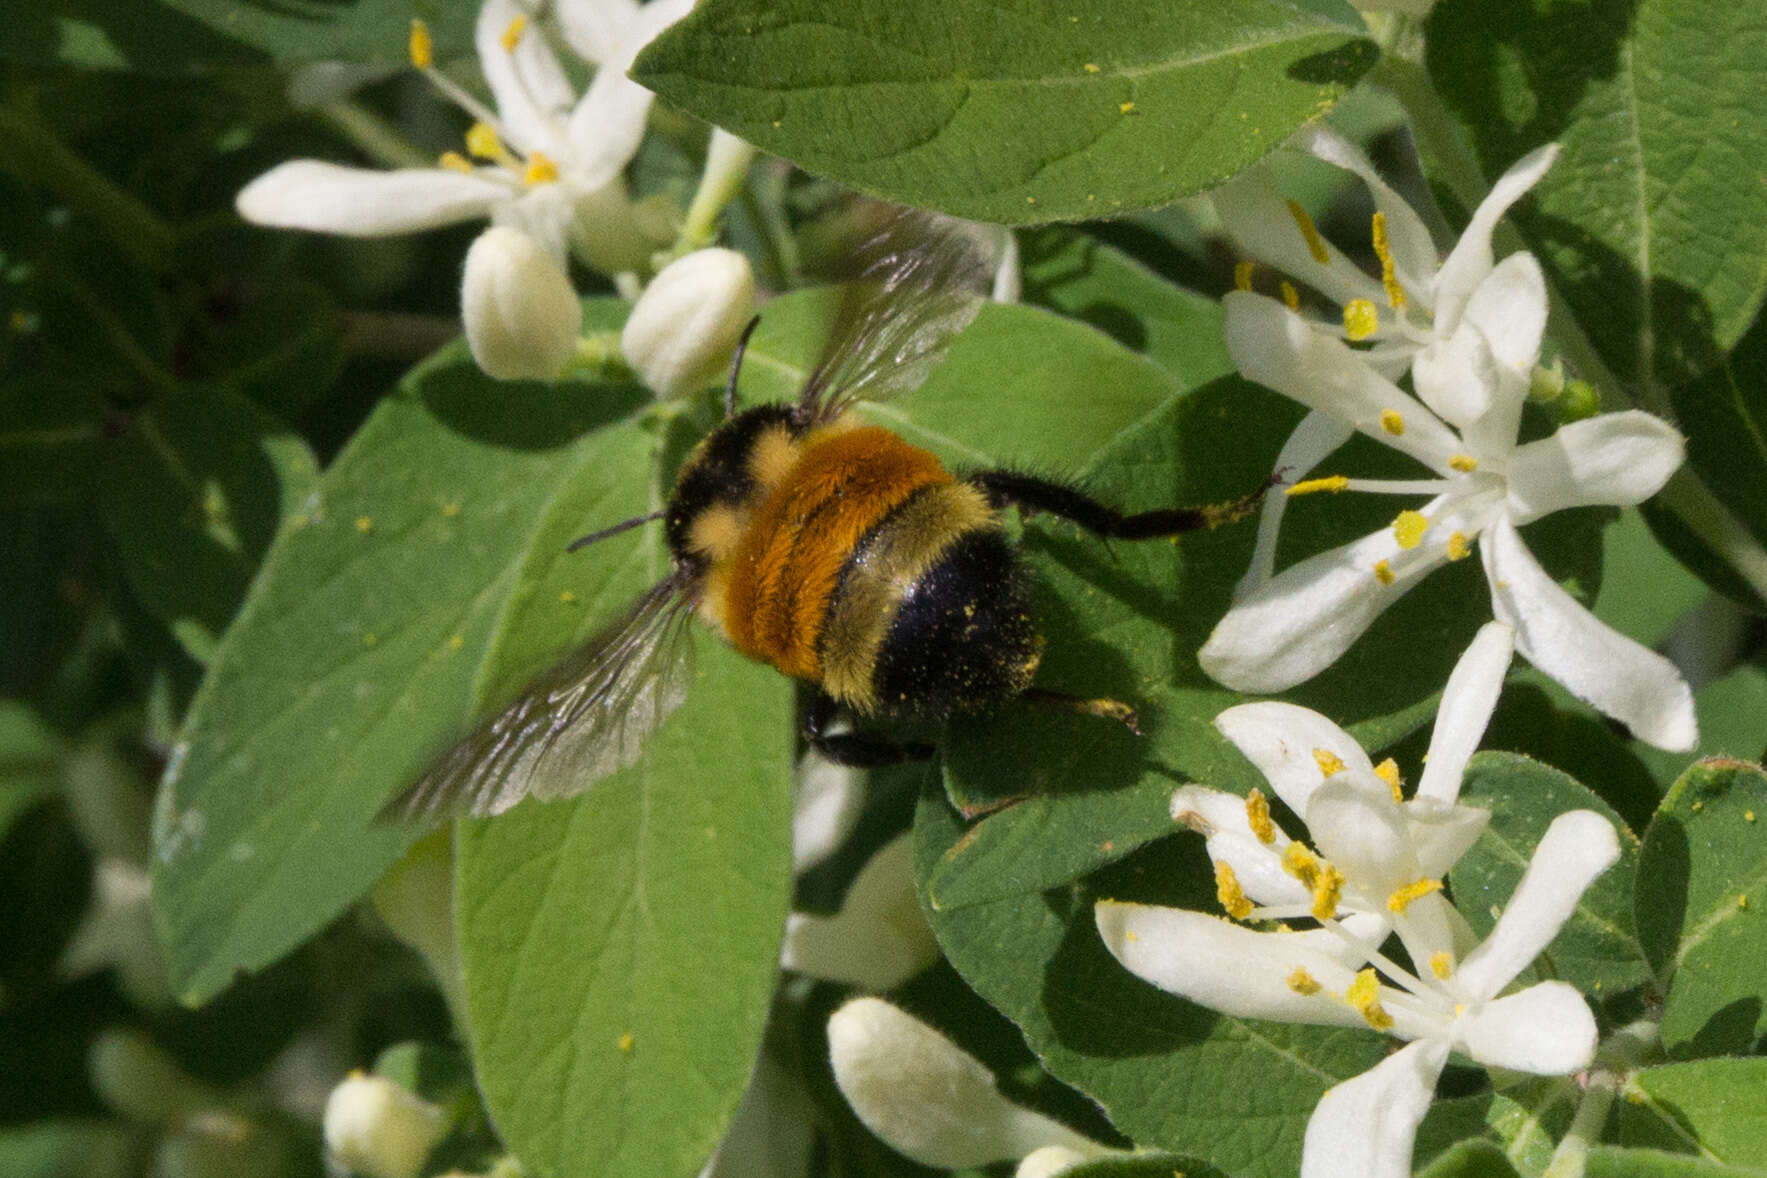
top-left (383, 213), bottom-right (1261, 821)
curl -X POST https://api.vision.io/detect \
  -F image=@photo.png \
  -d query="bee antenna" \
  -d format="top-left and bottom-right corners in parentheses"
top-left (725, 315), bottom-right (762, 419)
top-left (566, 510), bottom-right (667, 553)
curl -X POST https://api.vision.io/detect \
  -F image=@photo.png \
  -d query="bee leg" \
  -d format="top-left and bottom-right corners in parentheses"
top-left (803, 691), bottom-right (933, 768)
top-left (969, 470), bottom-right (1268, 540)
top-left (723, 315), bottom-right (763, 419)
top-left (1022, 688), bottom-right (1142, 735)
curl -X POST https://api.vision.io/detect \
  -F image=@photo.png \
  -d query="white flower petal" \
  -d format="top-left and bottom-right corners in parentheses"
top-left (1201, 522), bottom-right (1446, 693)
top-left (476, 0), bottom-right (575, 155)
top-left (1412, 319), bottom-right (1497, 434)
top-left (1402, 800), bottom-right (1490, 881)
top-left (1016, 1146), bottom-right (1099, 1178)
top-left (1214, 170), bottom-right (1382, 310)
top-left (1300, 1040), bottom-right (1449, 1178)
top-left (237, 161), bottom-right (507, 235)
top-left (1482, 515), bottom-right (1697, 749)
top-left (1236, 410), bottom-right (1357, 600)
top-left (323, 1074), bottom-right (447, 1178)
top-left (1306, 776), bottom-right (1416, 894)
top-left (1434, 144), bottom-right (1559, 333)
top-left (1506, 411), bottom-right (1686, 522)
top-left (1293, 126), bottom-right (1438, 301)
top-left (1456, 982), bottom-right (1597, 1074)
top-left (1460, 253), bottom-right (1547, 378)
top-left (792, 752), bottom-right (865, 873)
top-left (621, 247), bottom-right (756, 398)
top-left (1415, 623), bottom-right (1514, 802)
top-left (827, 999), bottom-right (1097, 1168)
top-left (1213, 703), bottom-right (1376, 815)
top-left (1094, 902), bottom-right (1364, 1027)
top-left (1455, 810), bottom-right (1619, 999)
top-left (1224, 292), bottom-right (1463, 470)
top-left (1171, 784), bottom-right (1306, 907)
top-left (565, 65), bottom-right (656, 191)
top-left (556, 0), bottom-right (640, 62)
top-left (780, 834), bottom-right (939, 990)
top-left (460, 226), bottom-right (582, 381)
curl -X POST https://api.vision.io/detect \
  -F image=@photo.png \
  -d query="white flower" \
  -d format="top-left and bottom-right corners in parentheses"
top-left (621, 247), bottom-right (756, 398)
top-left (1098, 808), bottom-right (1618, 1178)
top-left (828, 998), bottom-right (1117, 1174)
top-left (461, 226), bottom-right (584, 381)
top-left (237, 0), bottom-right (690, 270)
top-left (322, 1072), bottom-right (448, 1178)
top-left (781, 833), bottom-right (941, 991)
top-left (1202, 134), bottom-right (1694, 751)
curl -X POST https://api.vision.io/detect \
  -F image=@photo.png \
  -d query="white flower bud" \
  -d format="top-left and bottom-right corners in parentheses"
top-left (621, 247), bottom-right (755, 398)
top-left (322, 1072), bottom-right (447, 1178)
top-left (781, 834), bottom-right (940, 990)
top-left (461, 226), bottom-right (583, 382)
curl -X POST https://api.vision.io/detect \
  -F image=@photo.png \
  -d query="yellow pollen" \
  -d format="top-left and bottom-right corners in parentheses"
top-left (355, 515), bottom-right (374, 534)
top-left (1387, 877), bottom-right (1443, 913)
top-left (1429, 951), bottom-right (1454, 980)
top-left (1287, 968), bottom-right (1322, 996)
top-left (1747, 810), bottom-right (1757, 822)
top-left (409, 19), bottom-right (434, 69)
top-left (1310, 863), bottom-right (1344, 920)
top-left (442, 500), bottom-right (462, 518)
top-left (559, 589), bottom-right (577, 604)
top-left (1286, 475), bottom-right (1349, 496)
top-left (500, 15), bottom-right (529, 50)
top-left (1379, 409), bottom-right (1405, 435)
top-left (1215, 861), bottom-right (1254, 920)
top-left (1288, 199), bottom-right (1330, 265)
top-left (438, 151), bottom-right (473, 174)
top-left (1346, 968), bottom-right (1394, 1030)
top-left (1446, 531), bottom-right (1472, 561)
top-left (449, 634), bottom-right (465, 650)
top-left (1448, 453), bottom-right (1479, 472)
top-left (1371, 211), bottom-right (1407, 309)
top-left (363, 632), bottom-right (378, 647)
top-left (465, 121), bottom-right (504, 161)
top-left (1281, 842), bottom-right (1320, 886)
top-left (1083, 62), bottom-right (1101, 73)
top-left (618, 1032), bottom-right (634, 1052)
top-left (1741, 895), bottom-right (1750, 910)
top-left (1343, 298), bottom-right (1379, 341)
top-left (1234, 260), bottom-right (1255, 291)
top-left (1280, 281), bottom-right (1300, 312)
top-left (1374, 758), bottom-right (1403, 800)
top-left (1373, 559), bottom-right (1395, 585)
top-left (1312, 748), bottom-right (1346, 777)
top-left (1119, 101), bottom-right (1136, 114)
top-left (523, 151), bottom-right (560, 185)
top-left (1393, 509), bottom-right (1429, 550)
top-left (1245, 788), bottom-right (1277, 844)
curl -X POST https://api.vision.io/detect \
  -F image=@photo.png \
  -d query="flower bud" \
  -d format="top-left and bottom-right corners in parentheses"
top-left (322, 1072), bottom-right (447, 1178)
top-left (461, 226), bottom-right (582, 382)
top-left (781, 834), bottom-right (939, 990)
top-left (621, 247), bottom-right (755, 399)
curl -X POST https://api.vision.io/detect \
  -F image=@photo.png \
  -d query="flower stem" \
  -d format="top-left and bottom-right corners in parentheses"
top-left (0, 101), bottom-right (175, 275)
top-left (1540, 1068), bottom-right (1616, 1178)
top-left (315, 100), bottom-right (432, 171)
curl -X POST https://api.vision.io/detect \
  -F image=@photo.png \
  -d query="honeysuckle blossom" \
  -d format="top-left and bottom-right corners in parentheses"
top-left (322, 1071), bottom-right (448, 1178)
top-left (237, 0), bottom-right (691, 293)
top-left (828, 998), bottom-right (1119, 1176)
top-left (1097, 807), bottom-right (1619, 1178)
top-left (461, 225), bottom-right (584, 380)
top-left (1201, 132), bottom-right (1695, 751)
top-left (621, 246), bottom-right (756, 398)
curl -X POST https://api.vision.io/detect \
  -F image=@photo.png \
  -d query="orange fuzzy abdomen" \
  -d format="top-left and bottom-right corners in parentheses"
top-left (723, 426), bottom-right (952, 679)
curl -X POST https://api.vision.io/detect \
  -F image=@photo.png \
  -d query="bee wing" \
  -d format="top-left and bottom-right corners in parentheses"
top-left (797, 208), bottom-right (998, 425)
top-left (380, 575), bottom-right (697, 822)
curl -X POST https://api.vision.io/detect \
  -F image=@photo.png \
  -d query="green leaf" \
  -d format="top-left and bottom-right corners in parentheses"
top-left (1428, 0), bottom-right (1767, 373)
top-left (1594, 509), bottom-right (1708, 649)
top-left (1417, 1139), bottom-right (1524, 1178)
top-left (1453, 751), bottom-right (1651, 999)
top-left (99, 385), bottom-right (320, 664)
top-left (1662, 345), bottom-right (1767, 562)
top-left (0, 702), bottom-right (60, 845)
top-left (1635, 759), bottom-right (1767, 1056)
top-left (915, 780), bottom-right (1387, 1178)
top-left (1613, 1058), bottom-right (1767, 1166)
top-left (635, 0), bottom-right (1375, 225)
top-left (0, 378), bottom-right (105, 507)
top-left (1060, 1156), bottom-right (1230, 1178)
top-left (0, 1119), bottom-right (134, 1178)
top-left (1635, 666), bottom-right (1767, 795)
top-left (0, 0), bottom-right (476, 73)
top-left (1586, 1147), bottom-right (1767, 1178)
top-left (456, 643), bottom-right (792, 1178)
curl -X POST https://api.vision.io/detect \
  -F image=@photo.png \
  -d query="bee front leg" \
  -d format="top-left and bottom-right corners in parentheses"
top-left (803, 691), bottom-right (933, 768)
top-left (969, 470), bottom-right (1269, 540)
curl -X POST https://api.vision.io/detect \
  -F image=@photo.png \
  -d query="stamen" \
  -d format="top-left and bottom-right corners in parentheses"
top-left (1448, 454), bottom-right (1479, 472)
top-left (1392, 509), bottom-right (1429, 550)
top-left (1281, 842), bottom-right (1321, 886)
top-left (1215, 861), bottom-right (1254, 920)
top-left (1343, 298), bottom-right (1379, 341)
top-left (1429, 951), bottom-right (1454, 980)
top-left (1245, 788), bottom-right (1277, 844)
top-left (1280, 281), bottom-right (1300, 312)
top-left (1234, 260), bottom-right (1255, 292)
top-left (1372, 559), bottom-right (1395, 585)
top-left (500, 15), bottom-right (529, 51)
top-left (1371, 212), bottom-right (1408, 309)
top-left (1379, 409), bottom-right (1405, 436)
top-left (1374, 758), bottom-right (1403, 801)
top-left (438, 151), bottom-right (473, 173)
top-left (1287, 200), bottom-right (1330, 265)
top-left (1446, 531), bottom-right (1472, 561)
top-left (1310, 863), bottom-right (1344, 921)
top-left (1312, 748), bottom-right (1346, 777)
top-left (466, 121), bottom-right (505, 161)
top-left (1286, 475), bottom-right (1348, 496)
top-left (1386, 878), bottom-right (1443, 913)
top-left (523, 151), bottom-right (560, 185)
top-left (1346, 968), bottom-right (1394, 1030)
top-left (1287, 967), bottom-right (1322, 996)
top-left (409, 19), bottom-right (434, 69)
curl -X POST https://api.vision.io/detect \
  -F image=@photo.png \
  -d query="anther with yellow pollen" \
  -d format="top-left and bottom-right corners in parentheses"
top-left (1312, 748), bottom-right (1346, 777)
top-left (1244, 788), bottom-right (1277, 844)
top-left (1386, 877), bottom-right (1443, 913)
top-left (1215, 861), bottom-right (1254, 920)
top-left (1287, 967), bottom-right (1321, 996)
top-left (1345, 968), bottom-right (1394, 1030)
top-left (1379, 409), bottom-right (1404, 435)
top-left (1374, 757), bottom-right (1403, 801)
top-left (1342, 298), bottom-right (1379, 341)
top-left (1391, 509), bottom-right (1429, 550)
top-left (1371, 211), bottom-right (1408, 310)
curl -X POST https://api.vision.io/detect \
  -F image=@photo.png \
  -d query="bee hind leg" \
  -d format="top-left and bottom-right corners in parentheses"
top-left (803, 691), bottom-right (933, 768)
top-left (969, 470), bottom-right (1268, 540)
